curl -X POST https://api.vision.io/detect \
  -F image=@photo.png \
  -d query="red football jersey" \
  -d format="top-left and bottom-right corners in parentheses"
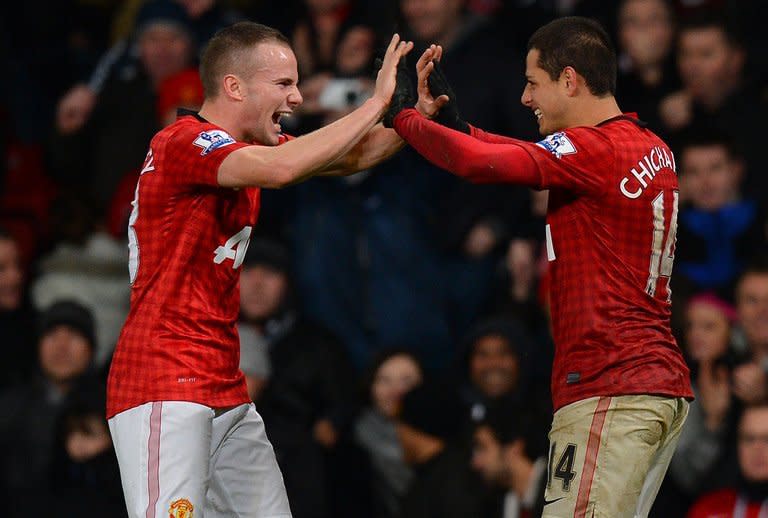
top-left (518, 115), bottom-right (693, 409)
top-left (107, 113), bottom-right (272, 418)
top-left (393, 109), bottom-right (694, 411)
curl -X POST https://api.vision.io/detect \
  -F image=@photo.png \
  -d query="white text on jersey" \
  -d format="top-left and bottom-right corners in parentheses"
top-left (619, 146), bottom-right (676, 199)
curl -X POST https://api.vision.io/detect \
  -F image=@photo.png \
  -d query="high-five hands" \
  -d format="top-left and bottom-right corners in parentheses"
top-left (417, 45), bottom-right (469, 134)
top-left (373, 34), bottom-right (414, 112)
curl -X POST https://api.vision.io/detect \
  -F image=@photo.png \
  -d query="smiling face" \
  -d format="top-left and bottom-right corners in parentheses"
top-left (237, 41), bottom-right (303, 145)
top-left (521, 49), bottom-right (570, 135)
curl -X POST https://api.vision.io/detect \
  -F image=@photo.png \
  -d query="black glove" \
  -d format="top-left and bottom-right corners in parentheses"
top-left (375, 57), bottom-right (416, 128)
top-left (427, 60), bottom-right (469, 134)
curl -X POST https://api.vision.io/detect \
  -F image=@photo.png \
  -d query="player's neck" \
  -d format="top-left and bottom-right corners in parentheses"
top-left (198, 101), bottom-right (246, 141)
top-left (569, 96), bottom-right (622, 128)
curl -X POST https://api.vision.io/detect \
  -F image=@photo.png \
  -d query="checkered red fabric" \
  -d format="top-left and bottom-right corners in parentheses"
top-left (394, 110), bottom-right (693, 411)
top-left (520, 116), bottom-right (692, 410)
top-left (107, 114), bottom-right (258, 418)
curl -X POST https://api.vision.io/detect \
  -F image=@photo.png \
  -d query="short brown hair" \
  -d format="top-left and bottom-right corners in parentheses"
top-left (200, 22), bottom-right (290, 98)
top-left (527, 17), bottom-right (616, 96)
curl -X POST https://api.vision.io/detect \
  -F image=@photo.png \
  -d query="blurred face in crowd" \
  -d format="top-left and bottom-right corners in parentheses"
top-left (336, 26), bottom-right (376, 75)
top-left (471, 425), bottom-right (506, 484)
top-left (237, 41), bottom-right (303, 146)
top-left (737, 273), bottom-right (768, 351)
top-left (678, 27), bottom-right (743, 105)
top-left (39, 326), bottom-right (92, 385)
top-left (739, 407), bottom-right (768, 482)
top-left (685, 300), bottom-right (731, 362)
top-left (522, 49), bottom-right (571, 135)
top-left (401, 0), bottom-right (464, 43)
top-left (176, 0), bottom-right (214, 19)
top-left (0, 237), bottom-right (23, 311)
top-left (470, 334), bottom-right (519, 398)
top-left (66, 414), bottom-right (112, 462)
top-left (680, 144), bottom-right (741, 210)
top-left (619, 0), bottom-right (673, 68)
top-left (305, 0), bottom-right (348, 14)
top-left (139, 24), bottom-right (195, 87)
top-left (372, 354), bottom-right (423, 418)
top-left (240, 264), bottom-right (288, 322)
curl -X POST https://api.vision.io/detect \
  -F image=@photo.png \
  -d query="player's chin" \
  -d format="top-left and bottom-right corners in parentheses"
top-left (261, 127), bottom-right (281, 146)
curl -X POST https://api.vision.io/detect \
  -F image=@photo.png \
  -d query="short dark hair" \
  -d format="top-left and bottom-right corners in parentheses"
top-left (527, 16), bottom-right (617, 96)
top-left (675, 126), bottom-right (740, 161)
top-left (738, 256), bottom-right (768, 286)
top-left (200, 22), bottom-right (291, 98)
top-left (678, 10), bottom-right (742, 47)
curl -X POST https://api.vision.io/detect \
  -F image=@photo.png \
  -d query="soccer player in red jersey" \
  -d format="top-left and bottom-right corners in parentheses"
top-left (106, 22), bottom-right (413, 518)
top-left (390, 17), bottom-right (693, 518)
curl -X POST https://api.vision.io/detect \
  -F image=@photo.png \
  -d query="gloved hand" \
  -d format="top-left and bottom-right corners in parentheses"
top-left (376, 56), bottom-right (416, 128)
top-left (427, 60), bottom-right (469, 134)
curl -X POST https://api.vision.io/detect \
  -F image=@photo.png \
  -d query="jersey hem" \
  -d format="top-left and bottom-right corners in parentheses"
top-left (107, 394), bottom-right (251, 420)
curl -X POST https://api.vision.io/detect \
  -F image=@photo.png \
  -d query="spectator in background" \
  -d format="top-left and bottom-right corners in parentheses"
top-left (291, 0), bottom-right (369, 78)
top-left (687, 404), bottom-right (768, 517)
top-left (456, 316), bottom-right (550, 451)
top-left (0, 228), bottom-right (37, 390)
top-left (238, 237), bottom-right (356, 518)
top-left (49, 379), bottom-right (125, 517)
top-left (730, 260), bottom-right (768, 407)
top-left (659, 11), bottom-right (768, 198)
top-left (615, 0), bottom-right (680, 130)
top-left (354, 349), bottom-right (424, 518)
top-left (30, 195), bottom-right (129, 368)
top-left (49, 0), bottom-right (197, 212)
top-left (669, 293), bottom-right (739, 500)
top-left (397, 382), bottom-right (486, 518)
top-left (470, 405), bottom-right (548, 518)
top-left (156, 66), bottom-right (204, 126)
top-left (53, 0), bottom-right (243, 145)
top-left (399, 0), bottom-right (538, 334)
top-left (481, 188), bottom-right (552, 343)
top-left (0, 300), bottom-right (96, 517)
top-left (673, 128), bottom-right (767, 304)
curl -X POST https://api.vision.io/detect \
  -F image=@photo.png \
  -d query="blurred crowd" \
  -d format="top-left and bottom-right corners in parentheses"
top-left (1, 0), bottom-right (768, 516)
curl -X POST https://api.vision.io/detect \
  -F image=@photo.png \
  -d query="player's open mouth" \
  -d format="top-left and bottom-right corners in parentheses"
top-left (272, 111), bottom-right (291, 131)
top-left (534, 108), bottom-right (543, 121)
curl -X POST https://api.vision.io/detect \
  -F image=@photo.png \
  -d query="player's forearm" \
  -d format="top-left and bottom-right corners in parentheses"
top-left (393, 108), bottom-right (542, 187)
top-left (218, 98), bottom-right (387, 188)
top-left (469, 125), bottom-right (527, 145)
top-left (318, 124), bottom-right (405, 176)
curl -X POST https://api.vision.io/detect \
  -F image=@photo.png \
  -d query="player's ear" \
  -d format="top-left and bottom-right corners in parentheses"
top-left (561, 67), bottom-right (579, 97)
top-left (223, 74), bottom-right (244, 101)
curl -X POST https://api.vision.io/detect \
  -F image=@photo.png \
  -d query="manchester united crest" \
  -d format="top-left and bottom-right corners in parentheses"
top-left (169, 498), bottom-right (194, 518)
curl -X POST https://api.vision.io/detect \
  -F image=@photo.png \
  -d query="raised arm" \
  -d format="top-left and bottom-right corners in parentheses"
top-left (393, 108), bottom-right (541, 187)
top-left (216, 34), bottom-right (413, 188)
top-left (316, 46), bottom-right (426, 177)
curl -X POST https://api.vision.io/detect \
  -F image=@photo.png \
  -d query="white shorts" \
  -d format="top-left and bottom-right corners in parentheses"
top-left (108, 401), bottom-right (292, 518)
top-left (542, 395), bottom-right (689, 518)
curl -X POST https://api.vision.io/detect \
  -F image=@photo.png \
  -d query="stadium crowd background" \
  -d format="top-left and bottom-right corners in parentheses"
top-left (1, 0), bottom-right (768, 516)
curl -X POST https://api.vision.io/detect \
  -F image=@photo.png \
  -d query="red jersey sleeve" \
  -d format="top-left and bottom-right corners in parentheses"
top-left (469, 125), bottom-right (524, 145)
top-left (163, 122), bottom-right (250, 187)
top-left (393, 108), bottom-right (541, 187)
top-left (519, 127), bottom-right (612, 195)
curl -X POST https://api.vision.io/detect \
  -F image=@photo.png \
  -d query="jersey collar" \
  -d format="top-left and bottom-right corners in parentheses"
top-left (596, 112), bottom-right (648, 128)
top-left (177, 108), bottom-right (208, 123)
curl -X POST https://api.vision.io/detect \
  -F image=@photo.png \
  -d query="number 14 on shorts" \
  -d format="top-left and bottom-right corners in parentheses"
top-left (548, 442), bottom-right (578, 492)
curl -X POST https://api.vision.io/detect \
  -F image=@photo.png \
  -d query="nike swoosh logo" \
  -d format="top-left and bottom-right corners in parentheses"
top-left (543, 497), bottom-right (565, 507)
